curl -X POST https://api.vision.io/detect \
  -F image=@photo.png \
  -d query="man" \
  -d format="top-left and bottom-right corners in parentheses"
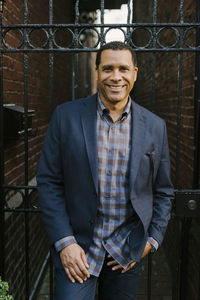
top-left (37, 41), bottom-right (173, 299)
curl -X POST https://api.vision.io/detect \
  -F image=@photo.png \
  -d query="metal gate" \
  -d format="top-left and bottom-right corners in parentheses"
top-left (0, 0), bottom-right (200, 299)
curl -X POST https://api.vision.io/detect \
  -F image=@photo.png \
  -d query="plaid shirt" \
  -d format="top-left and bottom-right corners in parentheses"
top-left (85, 96), bottom-right (135, 276)
top-left (55, 96), bottom-right (158, 276)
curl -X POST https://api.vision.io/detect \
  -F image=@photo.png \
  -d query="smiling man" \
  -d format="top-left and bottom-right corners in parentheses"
top-left (37, 41), bottom-right (173, 300)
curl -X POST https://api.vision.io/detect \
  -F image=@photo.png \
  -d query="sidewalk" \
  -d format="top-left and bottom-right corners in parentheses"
top-left (37, 246), bottom-right (172, 300)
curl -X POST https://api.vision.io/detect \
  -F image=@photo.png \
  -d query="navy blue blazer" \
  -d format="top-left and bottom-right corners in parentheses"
top-left (37, 93), bottom-right (173, 268)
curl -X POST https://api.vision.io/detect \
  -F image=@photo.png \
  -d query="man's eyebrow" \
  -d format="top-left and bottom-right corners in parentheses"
top-left (102, 64), bottom-right (131, 69)
top-left (102, 64), bottom-right (113, 68)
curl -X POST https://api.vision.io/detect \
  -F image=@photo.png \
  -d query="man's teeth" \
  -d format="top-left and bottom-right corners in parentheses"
top-left (109, 85), bottom-right (124, 88)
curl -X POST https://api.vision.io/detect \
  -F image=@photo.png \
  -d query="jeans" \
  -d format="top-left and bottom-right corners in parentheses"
top-left (54, 255), bottom-right (142, 300)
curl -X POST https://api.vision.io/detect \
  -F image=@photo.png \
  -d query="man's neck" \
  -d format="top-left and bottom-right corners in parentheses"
top-left (99, 96), bottom-right (129, 122)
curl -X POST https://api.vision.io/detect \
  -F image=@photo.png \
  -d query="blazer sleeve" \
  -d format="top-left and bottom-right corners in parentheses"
top-left (36, 107), bottom-right (73, 245)
top-left (148, 122), bottom-right (174, 246)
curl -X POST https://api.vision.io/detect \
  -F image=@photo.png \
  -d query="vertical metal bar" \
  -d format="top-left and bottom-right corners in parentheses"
top-left (179, 217), bottom-right (192, 300)
top-left (72, 0), bottom-right (79, 100)
top-left (147, 1), bottom-right (158, 299)
top-left (193, 0), bottom-right (200, 189)
top-left (175, 4), bottom-right (184, 299)
top-left (0, 11), bottom-right (5, 280)
top-left (75, 0), bottom-right (79, 24)
top-left (175, 2), bottom-right (192, 300)
top-left (49, 2), bottom-right (54, 298)
top-left (23, 1), bottom-right (30, 298)
top-left (151, 0), bottom-right (157, 113)
top-left (126, 0), bottom-right (132, 39)
top-left (175, 0), bottom-right (184, 189)
top-left (147, 253), bottom-right (152, 300)
top-left (100, 0), bottom-right (105, 45)
top-left (49, 0), bottom-right (53, 115)
top-left (192, 0), bottom-right (200, 297)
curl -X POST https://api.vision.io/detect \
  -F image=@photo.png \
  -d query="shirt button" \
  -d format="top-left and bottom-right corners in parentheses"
top-left (105, 193), bottom-right (110, 198)
top-left (106, 170), bottom-right (112, 176)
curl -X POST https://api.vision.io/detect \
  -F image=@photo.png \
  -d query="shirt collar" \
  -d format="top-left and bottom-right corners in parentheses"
top-left (97, 94), bottom-right (131, 121)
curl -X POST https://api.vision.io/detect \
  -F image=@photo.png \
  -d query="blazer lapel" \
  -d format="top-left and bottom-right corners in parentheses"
top-left (129, 100), bottom-right (146, 195)
top-left (81, 94), bottom-right (98, 193)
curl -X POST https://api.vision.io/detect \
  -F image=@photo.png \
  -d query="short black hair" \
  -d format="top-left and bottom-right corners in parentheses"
top-left (95, 41), bottom-right (137, 68)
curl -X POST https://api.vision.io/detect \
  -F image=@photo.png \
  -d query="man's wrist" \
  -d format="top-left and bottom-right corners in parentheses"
top-left (55, 235), bottom-right (77, 252)
top-left (147, 237), bottom-right (158, 253)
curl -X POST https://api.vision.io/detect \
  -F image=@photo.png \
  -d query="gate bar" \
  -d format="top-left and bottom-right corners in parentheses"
top-left (0, 11), bottom-right (5, 279)
top-left (23, 0), bottom-right (31, 298)
top-left (177, 0), bottom-right (184, 293)
top-left (194, 0), bottom-right (200, 189)
top-left (151, 0), bottom-right (157, 113)
top-left (1, 22), bottom-right (199, 28)
top-left (100, 0), bottom-right (105, 45)
top-left (49, 0), bottom-right (53, 116)
top-left (72, 0), bottom-right (79, 101)
top-left (195, 0), bottom-right (200, 297)
top-left (175, 0), bottom-right (184, 189)
top-left (147, 0), bottom-right (158, 298)
top-left (49, 2), bottom-right (54, 298)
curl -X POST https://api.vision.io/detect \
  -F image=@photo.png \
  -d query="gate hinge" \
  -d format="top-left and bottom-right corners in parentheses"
top-left (174, 190), bottom-right (200, 217)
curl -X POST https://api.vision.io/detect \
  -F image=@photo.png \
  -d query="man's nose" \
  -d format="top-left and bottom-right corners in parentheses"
top-left (111, 70), bottom-right (122, 81)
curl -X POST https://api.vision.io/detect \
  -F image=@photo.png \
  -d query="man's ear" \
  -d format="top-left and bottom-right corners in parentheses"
top-left (134, 67), bottom-right (138, 81)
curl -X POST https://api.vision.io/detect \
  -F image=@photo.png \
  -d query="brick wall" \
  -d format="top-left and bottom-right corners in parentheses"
top-left (2, 1), bottom-right (75, 299)
top-left (133, 0), bottom-right (196, 189)
top-left (3, 0), bottom-right (74, 186)
top-left (133, 0), bottom-right (200, 298)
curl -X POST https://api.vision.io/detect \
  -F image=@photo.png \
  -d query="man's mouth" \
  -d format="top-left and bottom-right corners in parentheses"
top-left (106, 84), bottom-right (126, 91)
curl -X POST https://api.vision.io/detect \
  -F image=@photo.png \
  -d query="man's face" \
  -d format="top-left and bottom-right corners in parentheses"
top-left (96, 49), bottom-right (138, 106)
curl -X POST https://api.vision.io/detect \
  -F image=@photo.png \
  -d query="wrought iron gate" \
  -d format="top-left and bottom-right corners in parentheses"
top-left (0, 0), bottom-right (200, 299)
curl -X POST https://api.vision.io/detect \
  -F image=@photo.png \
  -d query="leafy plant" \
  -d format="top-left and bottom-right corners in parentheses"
top-left (0, 277), bottom-right (13, 300)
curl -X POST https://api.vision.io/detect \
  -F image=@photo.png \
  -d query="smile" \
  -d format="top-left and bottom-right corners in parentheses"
top-left (106, 84), bottom-right (126, 90)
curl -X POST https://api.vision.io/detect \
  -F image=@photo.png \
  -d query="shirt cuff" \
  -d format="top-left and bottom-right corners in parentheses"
top-left (54, 236), bottom-right (77, 252)
top-left (148, 237), bottom-right (159, 251)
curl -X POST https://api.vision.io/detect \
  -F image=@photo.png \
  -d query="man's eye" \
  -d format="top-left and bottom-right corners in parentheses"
top-left (120, 67), bottom-right (129, 71)
top-left (103, 67), bottom-right (112, 71)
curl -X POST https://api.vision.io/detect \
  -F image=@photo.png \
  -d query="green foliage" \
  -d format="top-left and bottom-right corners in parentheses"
top-left (0, 277), bottom-right (13, 300)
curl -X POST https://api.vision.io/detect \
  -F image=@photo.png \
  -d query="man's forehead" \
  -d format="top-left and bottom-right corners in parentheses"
top-left (101, 49), bottom-right (132, 56)
top-left (100, 49), bottom-right (133, 64)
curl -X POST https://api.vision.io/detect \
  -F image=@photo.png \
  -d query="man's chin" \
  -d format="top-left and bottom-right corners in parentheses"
top-left (107, 96), bottom-right (125, 103)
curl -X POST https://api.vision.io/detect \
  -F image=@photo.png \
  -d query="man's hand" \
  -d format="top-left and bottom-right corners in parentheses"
top-left (141, 241), bottom-right (153, 259)
top-left (107, 241), bottom-right (153, 273)
top-left (107, 255), bottom-right (136, 273)
top-left (60, 243), bottom-right (90, 284)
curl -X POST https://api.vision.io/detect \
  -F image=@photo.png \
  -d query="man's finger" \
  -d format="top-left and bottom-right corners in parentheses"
top-left (77, 255), bottom-right (90, 278)
top-left (68, 267), bottom-right (84, 284)
top-left (78, 262), bottom-right (90, 279)
top-left (81, 251), bottom-right (90, 271)
top-left (65, 268), bottom-right (75, 283)
top-left (107, 260), bottom-right (118, 266)
top-left (73, 263), bottom-right (89, 280)
top-left (121, 262), bottom-right (136, 274)
top-left (112, 264), bottom-right (123, 271)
